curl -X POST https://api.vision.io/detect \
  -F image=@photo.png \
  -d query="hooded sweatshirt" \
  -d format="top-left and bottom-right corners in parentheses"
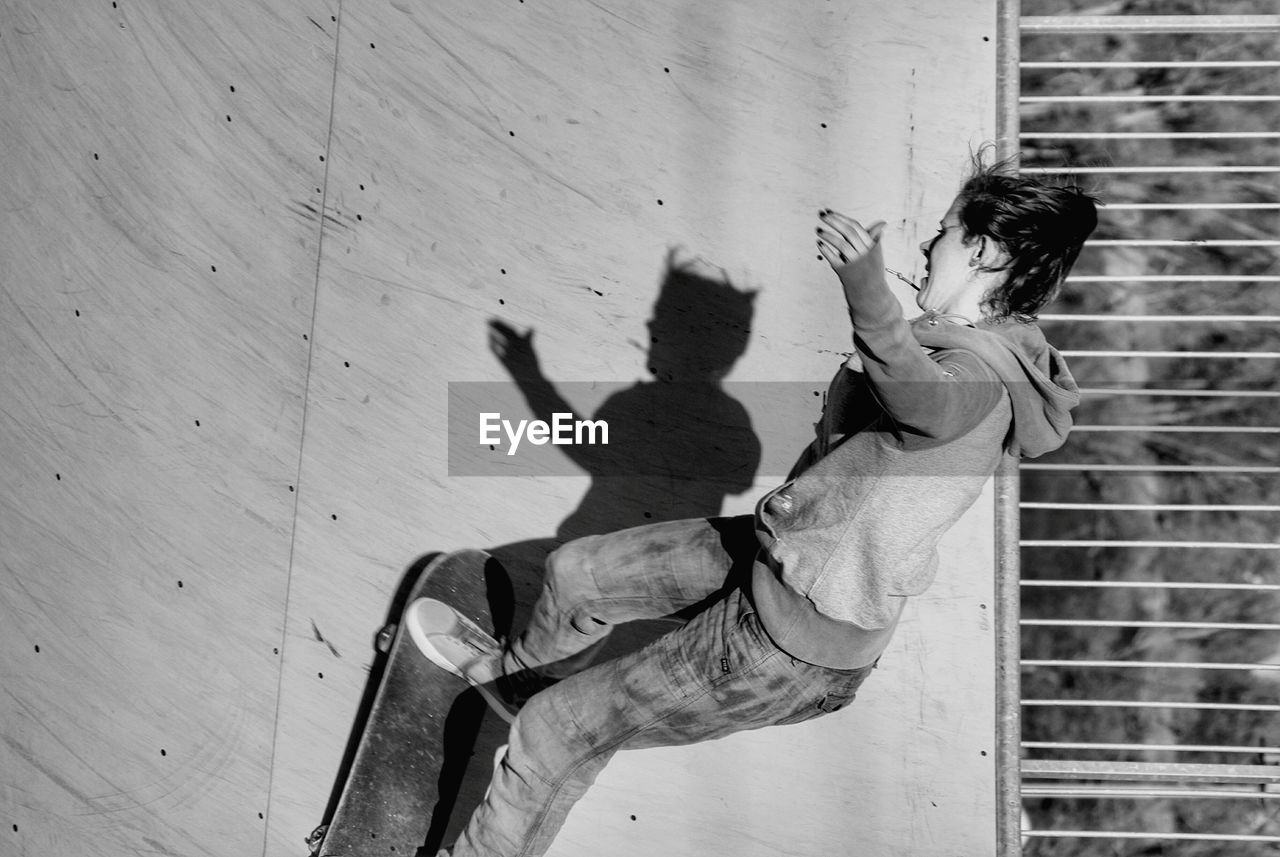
top-left (750, 247), bottom-right (1079, 669)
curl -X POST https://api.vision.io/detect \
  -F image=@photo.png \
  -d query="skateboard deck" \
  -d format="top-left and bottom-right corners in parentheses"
top-left (309, 549), bottom-right (512, 857)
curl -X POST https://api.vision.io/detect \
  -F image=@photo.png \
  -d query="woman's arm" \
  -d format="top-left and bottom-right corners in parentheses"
top-left (816, 212), bottom-right (1003, 442)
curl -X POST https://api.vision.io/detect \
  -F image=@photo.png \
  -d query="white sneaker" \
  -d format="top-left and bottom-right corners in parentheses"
top-left (405, 598), bottom-right (516, 722)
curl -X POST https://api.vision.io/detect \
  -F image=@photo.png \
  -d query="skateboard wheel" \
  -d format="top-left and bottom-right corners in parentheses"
top-left (304, 823), bottom-right (327, 855)
top-left (375, 624), bottom-right (396, 653)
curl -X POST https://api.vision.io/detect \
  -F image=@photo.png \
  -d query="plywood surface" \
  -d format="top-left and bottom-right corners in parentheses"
top-left (1, 2), bottom-right (1001, 856)
top-left (0, 2), bottom-right (333, 855)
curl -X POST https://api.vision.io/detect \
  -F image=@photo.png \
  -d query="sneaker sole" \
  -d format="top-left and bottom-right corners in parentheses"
top-left (404, 598), bottom-right (472, 680)
top-left (404, 598), bottom-right (517, 724)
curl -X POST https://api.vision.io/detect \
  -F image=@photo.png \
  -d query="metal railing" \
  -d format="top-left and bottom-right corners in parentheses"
top-left (998, 6), bottom-right (1280, 855)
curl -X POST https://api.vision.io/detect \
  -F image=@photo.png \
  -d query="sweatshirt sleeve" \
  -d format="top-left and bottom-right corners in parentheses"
top-left (836, 247), bottom-right (1005, 443)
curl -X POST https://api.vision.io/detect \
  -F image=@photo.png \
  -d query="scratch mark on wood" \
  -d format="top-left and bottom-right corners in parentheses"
top-left (311, 619), bottom-right (342, 657)
top-left (582, 0), bottom-right (654, 35)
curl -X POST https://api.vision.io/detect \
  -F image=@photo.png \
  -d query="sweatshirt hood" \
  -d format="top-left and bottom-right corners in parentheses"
top-left (913, 315), bottom-right (1079, 458)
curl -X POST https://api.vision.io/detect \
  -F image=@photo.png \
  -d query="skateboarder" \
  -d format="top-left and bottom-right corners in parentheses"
top-left (408, 156), bottom-right (1098, 856)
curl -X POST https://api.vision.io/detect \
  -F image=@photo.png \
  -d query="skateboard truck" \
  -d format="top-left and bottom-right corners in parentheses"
top-left (304, 823), bottom-right (327, 856)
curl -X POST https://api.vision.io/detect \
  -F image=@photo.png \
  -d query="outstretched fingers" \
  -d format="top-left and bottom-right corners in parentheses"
top-left (816, 233), bottom-right (849, 267)
top-left (488, 319), bottom-right (532, 359)
top-left (816, 210), bottom-right (885, 270)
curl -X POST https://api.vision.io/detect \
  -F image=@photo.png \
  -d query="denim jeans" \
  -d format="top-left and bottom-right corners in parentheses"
top-left (446, 515), bottom-right (876, 857)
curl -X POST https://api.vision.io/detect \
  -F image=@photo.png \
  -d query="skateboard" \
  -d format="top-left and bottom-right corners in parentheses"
top-left (307, 549), bottom-right (514, 857)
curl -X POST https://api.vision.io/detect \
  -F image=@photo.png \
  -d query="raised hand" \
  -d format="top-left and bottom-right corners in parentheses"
top-left (488, 319), bottom-right (543, 381)
top-left (816, 210), bottom-right (886, 272)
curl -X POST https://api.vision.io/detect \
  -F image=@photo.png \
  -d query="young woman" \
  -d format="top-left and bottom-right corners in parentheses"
top-left (410, 157), bottom-right (1098, 857)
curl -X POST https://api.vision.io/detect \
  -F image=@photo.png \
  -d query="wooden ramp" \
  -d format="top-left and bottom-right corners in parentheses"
top-left (0, 2), bottom-right (1002, 855)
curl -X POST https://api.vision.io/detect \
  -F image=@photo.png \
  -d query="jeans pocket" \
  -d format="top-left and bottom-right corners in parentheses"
top-left (775, 690), bottom-right (838, 726)
top-left (716, 595), bottom-right (765, 676)
top-left (781, 664), bottom-right (872, 724)
top-left (817, 688), bottom-right (857, 714)
top-left (775, 685), bottom-right (857, 726)
top-left (822, 663), bottom-right (875, 710)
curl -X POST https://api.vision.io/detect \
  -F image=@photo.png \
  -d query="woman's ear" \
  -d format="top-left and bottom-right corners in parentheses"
top-left (976, 235), bottom-right (1010, 268)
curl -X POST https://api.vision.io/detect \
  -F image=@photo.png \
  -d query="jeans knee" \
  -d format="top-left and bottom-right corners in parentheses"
top-left (545, 537), bottom-right (602, 604)
top-left (546, 537), bottom-right (593, 583)
top-left (511, 687), bottom-right (613, 792)
top-left (510, 690), bottom-right (575, 782)
top-left (542, 539), bottom-right (611, 637)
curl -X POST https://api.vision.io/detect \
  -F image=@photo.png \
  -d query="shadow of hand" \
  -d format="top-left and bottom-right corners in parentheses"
top-left (488, 318), bottom-right (544, 382)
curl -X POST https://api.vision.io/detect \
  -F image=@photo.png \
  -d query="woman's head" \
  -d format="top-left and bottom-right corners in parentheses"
top-left (952, 154), bottom-right (1099, 321)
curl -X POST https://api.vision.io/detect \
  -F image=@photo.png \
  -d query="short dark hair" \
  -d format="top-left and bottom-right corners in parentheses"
top-left (956, 153), bottom-right (1099, 321)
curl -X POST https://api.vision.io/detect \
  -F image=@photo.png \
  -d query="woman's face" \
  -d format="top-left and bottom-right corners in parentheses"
top-left (915, 198), bottom-right (976, 315)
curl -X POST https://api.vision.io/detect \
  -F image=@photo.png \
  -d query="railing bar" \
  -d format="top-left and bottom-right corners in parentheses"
top-left (993, 13), bottom-right (1021, 856)
top-left (1039, 317), bottom-right (1280, 323)
top-left (1023, 786), bottom-right (1280, 799)
top-left (1024, 831), bottom-right (1280, 843)
top-left (1097, 203), bottom-right (1280, 210)
top-left (1023, 742), bottom-right (1280, 754)
top-left (1085, 240), bottom-right (1280, 247)
top-left (1021, 660), bottom-right (1280, 671)
top-left (1022, 95), bottom-right (1280, 104)
top-left (1022, 540), bottom-right (1280, 549)
top-left (1021, 759), bottom-right (1280, 783)
top-left (1022, 619), bottom-right (1280, 631)
top-left (1027, 166), bottom-right (1280, 175)
top-left (1021, 580), bottom-right (1280, 591)
top-left (1022, 14), bottom-right (1280, 34)
top-left (1023, 134), bottom-right (1280, 142)
top-left (1069, 426), bottom-right (1280, 434)
top-left (1067, 275), bottom-right (1280, 282)
top-left (1020, 501), bottom-right (1280, 510)
top-left (1022, 61), bottom-right (1280, 69)
top-left (1077, 389), bottom-right (1280, 399)
top-left (1023, 463), bottom-right (1280, 473)
top-left (1022, 700), bottom-right (1280, 712)
top-left (1058, 351), bottom-right (1280, 359)
top-left (1023, 464), bottom-right (1279, 474)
